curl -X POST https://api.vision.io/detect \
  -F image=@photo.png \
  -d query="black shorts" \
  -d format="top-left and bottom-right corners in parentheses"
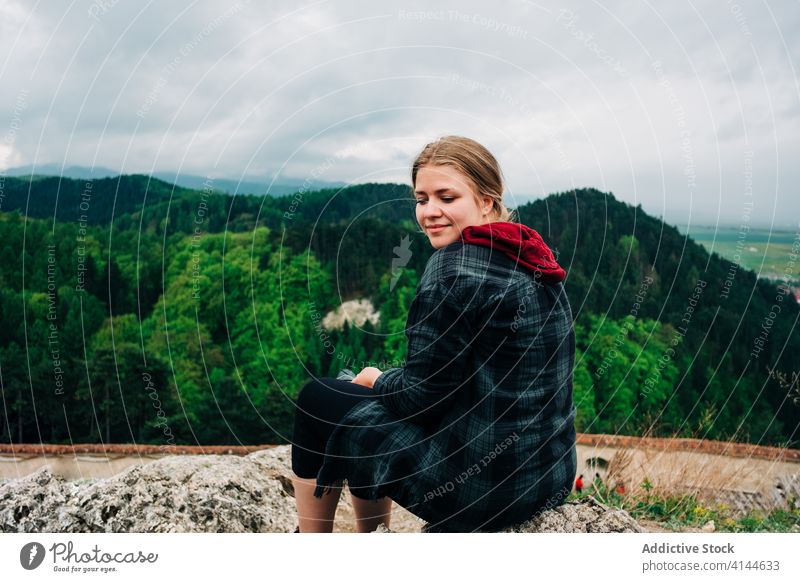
top-left (291, 377), bottom-right (384, 499)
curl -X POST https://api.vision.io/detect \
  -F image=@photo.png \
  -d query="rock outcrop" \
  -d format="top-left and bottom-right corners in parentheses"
top-left (0, 445), bottom-right (641, 533)
top-left (0, 447), bottom-right (296, 533)
top-left (503, 495), bottom-right (643, 533)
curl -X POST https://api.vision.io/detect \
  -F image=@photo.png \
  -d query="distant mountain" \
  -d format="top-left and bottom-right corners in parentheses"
top-left (3, 164), bottom-right (119, 179)
top-left (149, 172), bottom-right (348, 197)
top-left (2, 165), bottom-right (347, 197)
top-left (0, 174), bottom-right (193, 225)
top-left (0, 175), bottom-right (411, 234)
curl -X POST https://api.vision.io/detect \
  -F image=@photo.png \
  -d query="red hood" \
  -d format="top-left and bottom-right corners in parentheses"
top-left (461, 221), bottom-right (566, 284)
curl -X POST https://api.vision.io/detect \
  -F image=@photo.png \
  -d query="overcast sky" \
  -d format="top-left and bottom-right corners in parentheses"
top-left (1, 0), bottom-right (798, 228)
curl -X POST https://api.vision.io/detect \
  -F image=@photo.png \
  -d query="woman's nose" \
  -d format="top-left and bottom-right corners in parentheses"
top-left (423, 200), bottom-right (443, 217)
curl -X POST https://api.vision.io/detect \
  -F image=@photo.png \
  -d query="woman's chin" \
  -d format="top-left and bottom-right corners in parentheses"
top-left (428, 235), bottom-right (458, 249)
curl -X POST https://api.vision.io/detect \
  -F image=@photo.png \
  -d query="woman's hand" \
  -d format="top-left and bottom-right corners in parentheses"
top-left (352, 367), bottom-right (382, 388)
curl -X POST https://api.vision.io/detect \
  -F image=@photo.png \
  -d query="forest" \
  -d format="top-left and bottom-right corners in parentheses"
top-left (0, 174), bottom-right (797, 448)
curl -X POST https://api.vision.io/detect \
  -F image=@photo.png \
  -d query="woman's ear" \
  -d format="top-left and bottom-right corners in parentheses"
top-left (481, 195), bottom-right (494, 216)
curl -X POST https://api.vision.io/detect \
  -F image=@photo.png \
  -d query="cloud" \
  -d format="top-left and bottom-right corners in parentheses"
top-left (0, 0), bottom-right (797, 227)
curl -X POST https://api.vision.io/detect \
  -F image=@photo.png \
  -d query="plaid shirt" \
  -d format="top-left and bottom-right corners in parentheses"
top-left (313, 241), bottom-right (577, 532)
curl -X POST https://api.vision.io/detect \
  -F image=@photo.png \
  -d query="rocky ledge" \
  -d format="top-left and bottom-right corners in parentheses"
top-left (0, 446), bottom-right (642, 533)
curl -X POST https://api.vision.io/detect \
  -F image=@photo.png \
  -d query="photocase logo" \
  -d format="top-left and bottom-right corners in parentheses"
top-left (20, 542), bottom-right (46, 570)
top-left (390, 235), bottom-right (412, 291)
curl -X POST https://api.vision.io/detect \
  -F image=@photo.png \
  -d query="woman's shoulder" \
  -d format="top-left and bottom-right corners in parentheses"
top-left (421, 241), bottom-right (480, 282)
top-left (421, 241), bottom-right (525, 290)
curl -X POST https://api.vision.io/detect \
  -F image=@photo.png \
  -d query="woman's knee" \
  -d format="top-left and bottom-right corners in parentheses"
top-left (296, 376), bottom-right (371, 424)
top-left (296, 378), bottom-right (325, 410)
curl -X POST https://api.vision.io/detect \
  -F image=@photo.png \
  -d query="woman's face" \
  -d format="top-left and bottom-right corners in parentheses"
top-left (414, 164), bottom-right (493, 249)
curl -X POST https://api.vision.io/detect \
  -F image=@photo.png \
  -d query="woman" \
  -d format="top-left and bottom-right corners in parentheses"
top-left (291, 135), bottom-right (577, 533)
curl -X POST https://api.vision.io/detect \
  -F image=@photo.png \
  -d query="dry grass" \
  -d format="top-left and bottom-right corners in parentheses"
top-left (592, 446), bottom-right (765, 517)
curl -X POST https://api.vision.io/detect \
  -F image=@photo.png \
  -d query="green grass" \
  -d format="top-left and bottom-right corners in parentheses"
top-left (567, 481), bottom-right (800, 532)
top-left (679, 225), bottom-right (800, 282)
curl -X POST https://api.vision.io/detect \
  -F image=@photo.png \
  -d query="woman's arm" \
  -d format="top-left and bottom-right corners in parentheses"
top-left (372, 281), bottom-right (474, 425)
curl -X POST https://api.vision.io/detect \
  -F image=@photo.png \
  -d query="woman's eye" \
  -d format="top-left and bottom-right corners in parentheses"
top-left (417, 198), bottom-right (455, 204)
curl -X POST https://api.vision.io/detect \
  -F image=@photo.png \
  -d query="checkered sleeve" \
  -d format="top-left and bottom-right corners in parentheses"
top-left (373, 281), bottom-right (473, 425)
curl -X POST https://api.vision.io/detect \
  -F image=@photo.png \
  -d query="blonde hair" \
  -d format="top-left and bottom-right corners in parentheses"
top-left (411, 135), bottom-right (515, 222)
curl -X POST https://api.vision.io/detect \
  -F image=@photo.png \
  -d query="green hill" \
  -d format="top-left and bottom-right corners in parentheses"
top-left (0, 177), bottom-right (796, 447)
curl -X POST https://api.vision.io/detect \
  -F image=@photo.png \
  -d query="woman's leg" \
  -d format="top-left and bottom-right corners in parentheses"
top-left (351, 493), bottom-right (392, 532)
top-left (291, 377), bottom-right (391, 532)
top-left (292, 475), bottom-right (343, 533)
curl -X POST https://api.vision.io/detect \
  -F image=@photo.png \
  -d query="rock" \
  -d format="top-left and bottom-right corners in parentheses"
top-left (501, 495), bottom-right (643, 533)
top-left (376, 496), bottom-right (641, 533)
top-left (0, 467), bottom-right (81, 533)
top-left (1, 449), bottom-right (296, 533)
top-left (0, 446), bottom-right (642, 533)
top-left (701, 520), bottom-right (716, 532)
